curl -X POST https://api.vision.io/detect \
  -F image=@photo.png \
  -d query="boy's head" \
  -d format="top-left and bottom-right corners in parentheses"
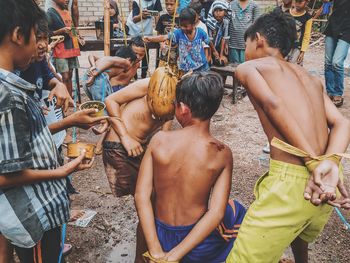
top-left (211, 1), bottom-right (229, 22)
top-left (189, 1), bottom-right (202, 22)
top-left (294, 0), bottom-right (308, 12)
top-left (0, 0), bottom-right (43, 70)
top-left (53, 0), bottom-right (69, 9)
top-left (115, 46), bottom-right (137, 64)
top-left (35, 13), bottom-right (50, 62)
top-left (244, 9), bottom-right (297, 60)
top-left (165, 0), bottom-right (177, 16)
top-left (175, 72), bottom-right (224, 125)
top-left (130, 36), bottom-right (146, 62)
top-left (179, 8), bottom-right (197, 35)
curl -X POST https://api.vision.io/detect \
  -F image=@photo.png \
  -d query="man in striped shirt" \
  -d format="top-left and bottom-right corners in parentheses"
top-left (228, 0), bottom-right (260, 64)
top-left (0, 1), bottom-right (107, 262)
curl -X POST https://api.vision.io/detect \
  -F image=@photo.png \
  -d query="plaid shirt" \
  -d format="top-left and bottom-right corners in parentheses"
top-left (0, 68), bottom-right (69, 248)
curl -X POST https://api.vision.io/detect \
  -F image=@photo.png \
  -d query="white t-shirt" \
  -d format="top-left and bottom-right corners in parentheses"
top-left (196, 21), bottom-right (209, 48)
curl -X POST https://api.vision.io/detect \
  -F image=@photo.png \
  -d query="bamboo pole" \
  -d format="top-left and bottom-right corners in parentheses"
top-left (104, 0), bottom-right (111, 55)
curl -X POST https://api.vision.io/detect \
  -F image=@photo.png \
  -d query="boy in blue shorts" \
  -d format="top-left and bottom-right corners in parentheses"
top-left (145, 7), bottom-right (210, 74)
top-left (135, 72), bottom-right (246, 263)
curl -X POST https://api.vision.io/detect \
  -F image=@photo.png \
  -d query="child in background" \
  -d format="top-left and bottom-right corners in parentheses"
top-left (145, 8), bottom-right (210, 73)
top-left (189, 1), bottom-right (211, 65)
top-left (47, 0), bottom-right (81, 97)
top-left (127, 0), bottom-right (163, 78)
top-left (228, 0), bottom-right (260, 64)
top-left (156, 0), bottom-right (180, 73)
top-left (287, 0), bottom-right (312, 65)
top-left (206, 0), bottom-right (230, 66)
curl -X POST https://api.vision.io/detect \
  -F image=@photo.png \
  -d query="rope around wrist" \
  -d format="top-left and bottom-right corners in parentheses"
top-left (143, 251), bottom-right (179, 263)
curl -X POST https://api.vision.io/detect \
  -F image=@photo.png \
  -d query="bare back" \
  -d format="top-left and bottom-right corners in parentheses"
top-left (150, 128), bottom-right (232, 226)
top-left (241, 57), bottom-right (329, 165)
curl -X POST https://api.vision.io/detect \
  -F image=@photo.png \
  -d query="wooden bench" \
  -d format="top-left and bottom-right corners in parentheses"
top-left (210, 63), bottom-right (244, 104)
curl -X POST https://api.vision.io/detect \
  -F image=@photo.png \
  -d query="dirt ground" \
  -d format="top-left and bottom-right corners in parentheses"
top-left (63, 44), bottom-right (350, 263)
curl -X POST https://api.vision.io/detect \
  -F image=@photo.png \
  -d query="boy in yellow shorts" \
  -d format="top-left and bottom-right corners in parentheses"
top-left (226, 9), bottom-right (350, 263)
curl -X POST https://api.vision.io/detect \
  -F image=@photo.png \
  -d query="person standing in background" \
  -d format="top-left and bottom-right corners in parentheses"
top-left (324, 0), bottom-right (350, 107)
top-left (228, 0), bottom-right (260, 64)
top-left (46, 0), bottom-right (79, 27)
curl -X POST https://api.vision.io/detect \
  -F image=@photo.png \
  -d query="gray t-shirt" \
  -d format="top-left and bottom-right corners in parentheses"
top-left (228, 0), bottom-right (260, 49)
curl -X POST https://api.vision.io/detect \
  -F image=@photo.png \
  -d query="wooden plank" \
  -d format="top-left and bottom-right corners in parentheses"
top-left (80, 39), bottom-right (159, 52)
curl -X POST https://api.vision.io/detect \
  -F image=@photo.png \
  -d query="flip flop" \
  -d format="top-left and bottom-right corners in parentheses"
top-left (63, 243), bottom-right (72, 256)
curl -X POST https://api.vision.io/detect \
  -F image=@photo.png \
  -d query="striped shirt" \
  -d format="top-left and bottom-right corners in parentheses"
top-left (228, 0), bottom-right (260, 49)
top-left (0, 69), bottom-right (69, 248)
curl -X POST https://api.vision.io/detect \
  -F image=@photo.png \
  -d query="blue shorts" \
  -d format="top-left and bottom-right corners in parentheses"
top-left (112, 84), bottom-right (125, 93)
top-left (82, 70), bottom-right (112, 102)
top-left (156, 200), bottom-right (246, 263)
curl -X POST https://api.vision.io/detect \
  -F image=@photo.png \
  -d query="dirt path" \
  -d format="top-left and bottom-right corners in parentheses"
top-left (64, 45), bottom-right (350, 263)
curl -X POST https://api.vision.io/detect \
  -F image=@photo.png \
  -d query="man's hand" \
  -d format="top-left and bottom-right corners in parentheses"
top-left (60, 27), bottom-right (71, 34)
top-left (297, 51), bottom-right (305, 64)
top-left (142, 9), bottom-right (151, 19)
top-left (121, 135), bottom-right (144, 157)
top-left (69, 109), bottom-right (109, 129)
top-left (305, 159), bottom-right (349, 206)
top-left (60, 150), bottom-right (94, 175)
top-left (213, 50), bottom-right (220, 60)
top-left (143, 36), bottom-right (151, 43)
top-left (48, 82), bottom-right (73, 111)
top-left (220, 55), bottom-right (228, 65)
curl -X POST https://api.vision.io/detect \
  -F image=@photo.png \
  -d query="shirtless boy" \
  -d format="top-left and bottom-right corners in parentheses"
top-left (134, 72), bottom-right (246, 263)
top-left (102, 78), bottom-right (171, 197)
top-left (84, 51), bottom-right (132, 101)
top-left (226, 10), bottom-right (350, 263)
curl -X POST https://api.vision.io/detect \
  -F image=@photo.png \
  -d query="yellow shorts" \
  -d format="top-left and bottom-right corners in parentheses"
top-left (226, 159), bottom-right (342, 263)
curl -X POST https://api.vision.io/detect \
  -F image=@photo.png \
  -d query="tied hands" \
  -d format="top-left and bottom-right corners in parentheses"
top-left (305, 159), bottom-right (350, 209)
top-left (144, 250), bottom-right (180, 263)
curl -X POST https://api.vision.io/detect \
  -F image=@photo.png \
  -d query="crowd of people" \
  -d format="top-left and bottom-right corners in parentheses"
top-left (0, 0), bottom-right (350, 263)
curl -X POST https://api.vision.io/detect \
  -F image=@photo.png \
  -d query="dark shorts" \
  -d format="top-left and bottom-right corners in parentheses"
top-left (102, 141), bottom-right (144, 197)
top-left (14, 227), bottom-right (64, 263)
top-left (156, 200), bottom-right (246, 263)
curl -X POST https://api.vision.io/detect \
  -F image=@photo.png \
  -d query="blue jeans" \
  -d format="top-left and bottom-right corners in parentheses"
top-left (229, 48), bottom-right (245, 64)
top-left (325, 37), bottom-right (350, 96)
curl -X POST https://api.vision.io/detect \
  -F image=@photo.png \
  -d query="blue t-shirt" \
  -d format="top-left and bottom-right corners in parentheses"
top-left (19, 60), bottom-right (55, 99)
top-left (169, 28), bottom-right (210, 72)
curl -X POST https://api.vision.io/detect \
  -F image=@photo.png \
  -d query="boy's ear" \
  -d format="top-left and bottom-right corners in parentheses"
top-left (179, 102), bottom-right (191, 116)
top-left (11, 26), bottom-right (26, 46)
top-left (255, 32), bottom-right (264, 49)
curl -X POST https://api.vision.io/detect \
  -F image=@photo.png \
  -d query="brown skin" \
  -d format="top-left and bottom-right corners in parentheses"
top-left (165, 0), bottom-right (176, 16)
top-left (104, 78), bottom-right (168, 157)
top-left (0, 235), bottom-right (13, 263)
top-left (134, 102), bottom-right (233, 262)
top-left (86, 55), bottom-right (131, 86)
top-left (211, 8), bottom-right (228, 64)
top-left (238, 32), bottom-right (350, 262)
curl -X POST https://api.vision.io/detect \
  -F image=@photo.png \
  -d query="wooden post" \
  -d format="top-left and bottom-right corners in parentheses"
top-left (104, 0), bottom-right (111, 56)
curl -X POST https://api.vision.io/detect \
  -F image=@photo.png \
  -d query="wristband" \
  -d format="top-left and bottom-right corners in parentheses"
top-left (143, 251), bottom-right (179, 263)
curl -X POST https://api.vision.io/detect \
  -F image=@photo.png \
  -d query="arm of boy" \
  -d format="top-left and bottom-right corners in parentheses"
top-left (0, 151), bottom-right (93, 188)
top-left (304, 88), bottom-right (350, 208)
top-left (135, 137), bottom-right (166, 260)
top-left (298, 19), bottom-right (313, 64)
top-left (105, 79), bottom-right (149, 157)
top-left (143, 35), bottom-right (168, 43)
top-left (48, 109), bottom-right (109, 134)
top-left (164, 147), bottom-right (233, 261)
top-left (48, 78), bottom-right (73, 112)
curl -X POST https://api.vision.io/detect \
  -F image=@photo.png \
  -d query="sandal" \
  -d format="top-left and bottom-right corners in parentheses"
top-left (332, 96), bottom-right (344, 107)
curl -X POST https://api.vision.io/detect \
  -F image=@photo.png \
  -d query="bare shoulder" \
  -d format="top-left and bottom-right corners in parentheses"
top-left (148, 130), bottom-right (170, 150)
top-left (207, 137), bottom-right (233, 163)
top-left (236, 58), bottom-right (280, 82)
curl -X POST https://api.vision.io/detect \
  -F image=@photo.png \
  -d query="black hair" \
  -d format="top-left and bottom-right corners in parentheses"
top-left (189, 1), bottom-right (202, 15)
top-left (129, 35), bottom-right (144, 48)
top-left (179, 8), bottom-right (197, 25)
top-left (115, 46), bottom-right (137, 63)
top-left (36, 12), bottom-right (50, 36)
top-left (244, 9), bottom-right (297, 57)
top-left (176, 72), bottom-right (224, 120)
top-left (0, 0), bottom-right (43, 44)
